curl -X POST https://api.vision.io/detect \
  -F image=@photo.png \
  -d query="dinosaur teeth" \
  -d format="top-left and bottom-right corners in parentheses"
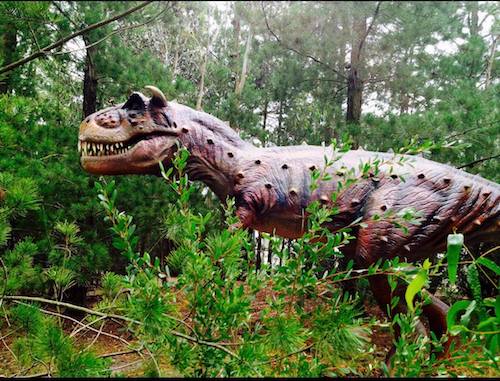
top-left (79, 140), bottom-right (136, 157)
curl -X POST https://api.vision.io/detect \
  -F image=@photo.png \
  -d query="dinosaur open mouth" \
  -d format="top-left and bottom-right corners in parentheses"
top-left (78, 131), bottom-right (176, 158)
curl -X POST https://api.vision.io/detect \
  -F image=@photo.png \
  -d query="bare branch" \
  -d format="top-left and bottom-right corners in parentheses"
top-left (0, 1), bottom-right (152, 75)
top-left (445, 119), bottom-right (499, 140)
top-left (457, 154), bottom-right (500, 169)
top-left (1, 295), bottom-right (240, 359)
top-left (260, 2), bottom-right (346, 79)
top-left (51, 4), bottom-right (170, 56)
top-left (2, 295), bottom-right (141, 324)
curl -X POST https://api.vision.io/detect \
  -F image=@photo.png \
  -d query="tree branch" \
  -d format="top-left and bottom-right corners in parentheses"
top-left (445, 119), bottom-right (499, 140)
top-left (457, 154), bottom-right (500, 169)
top-left (10, 300), bottom-right (131, 346)
top-left (1, 295), bottom-right (240, 359)
top-left (0, 1), bottom-right (152, 75)
top-left (260, 2), bottom-right (346, 79)
top-left (51, 1), bottom-right (80, 28)
top-left (356, 1), bottom-right (381, 62)
top-left (51, 4), bottom-right (170, 56)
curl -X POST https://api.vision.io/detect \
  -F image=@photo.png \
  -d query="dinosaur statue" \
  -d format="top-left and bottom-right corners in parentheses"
top-left (78, 86), bottom-right (499, 357)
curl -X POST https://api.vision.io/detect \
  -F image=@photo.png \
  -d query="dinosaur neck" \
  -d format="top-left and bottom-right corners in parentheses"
top-left (177, 118), bottom-right (250, 201)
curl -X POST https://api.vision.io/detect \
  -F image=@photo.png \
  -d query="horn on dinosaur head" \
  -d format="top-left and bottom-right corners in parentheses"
top-left (145, 85), bottom-right (168, 108)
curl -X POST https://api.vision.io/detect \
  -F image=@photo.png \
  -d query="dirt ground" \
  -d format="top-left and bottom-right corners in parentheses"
top-left (0, 285), bottom-right (395, 377)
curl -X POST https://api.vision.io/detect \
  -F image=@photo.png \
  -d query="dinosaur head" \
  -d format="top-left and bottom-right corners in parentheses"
top-left (78, 86), bottom-right (181, 175)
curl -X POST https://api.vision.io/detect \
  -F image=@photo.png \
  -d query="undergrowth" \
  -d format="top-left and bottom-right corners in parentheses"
top-left (0, 143), bottom-right (498, 377)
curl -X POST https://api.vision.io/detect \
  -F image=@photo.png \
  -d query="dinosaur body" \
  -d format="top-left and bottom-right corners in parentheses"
top-left (79, 86), bottom-right (499, 357)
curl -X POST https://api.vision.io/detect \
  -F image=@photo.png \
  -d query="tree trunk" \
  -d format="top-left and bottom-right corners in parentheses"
top-left (172, 35), bottom-right (180, 77)
top-left (196, 48), bottom-right (208, 110)
top-left (172, 47), bottom-right (179, 78)
top-left (262, 98), bottom-right (268, 130)
top-left (235, 30), bottom-right (252, 95)
top-left (485, 36), bottom-right (498, 89)
top-left (467, 1), bottom-right (479, 37)
top-left (278, 99), bottom-right (284, 145)
top-left (255, 232), bottom-right (262, 272)
top-left (399, 92), bottom-right (410, 115)
top-left (0, 24), bottom-right (17, 94)
top-left (231, 5), bottom-right (241, 88)
top-left (82, 36), bottom-right (98, 117)
top-left (346, 16), bottom-right (366, 125)
top-left (346, 68), bottom-right (363, 124)
top-left (267, 239), bottom-right (273, 268)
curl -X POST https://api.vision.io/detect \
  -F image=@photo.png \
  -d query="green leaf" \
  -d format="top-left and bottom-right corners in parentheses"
top-left (446, 233), bottom-right (463, 285)
top-left (496, 296), bottom-right (500, 320)
top-left (405, 259), bottom-right (430, 312)
top-left (476, 257), bottom-right (500, 276)
top-left (459, 300), bottom-right (477, 326)
top-left (447, 300), bottom-right (472, 330)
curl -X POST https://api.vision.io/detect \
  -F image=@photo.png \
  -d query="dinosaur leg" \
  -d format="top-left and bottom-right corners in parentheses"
top-left (369, 273), bottom-right (456, 362)
top-left (367, 274), bottom-right (428, 363)
top-left (421, 292), bottom-right (455, 357)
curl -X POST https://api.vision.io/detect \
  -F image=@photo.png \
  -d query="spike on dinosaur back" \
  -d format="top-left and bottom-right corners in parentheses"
top-left (320, 195), bottom-right (329, 204)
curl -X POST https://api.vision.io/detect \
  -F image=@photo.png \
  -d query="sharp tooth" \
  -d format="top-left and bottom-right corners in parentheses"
top-left (78, 141), bottom-right (81, 152)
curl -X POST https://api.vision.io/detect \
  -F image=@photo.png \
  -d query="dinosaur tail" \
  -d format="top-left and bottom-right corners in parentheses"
top-left (454, 177), bottom-right (500, 245)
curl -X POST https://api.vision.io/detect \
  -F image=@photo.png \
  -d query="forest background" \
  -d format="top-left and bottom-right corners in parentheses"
top-left (0, 1), bottom-right (498, 377)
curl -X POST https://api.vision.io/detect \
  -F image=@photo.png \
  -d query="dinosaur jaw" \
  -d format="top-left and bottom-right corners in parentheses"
top-left (79, 132), bottom-right (178, 175)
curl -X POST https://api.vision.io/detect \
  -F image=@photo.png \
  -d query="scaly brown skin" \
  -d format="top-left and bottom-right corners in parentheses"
top-left (79, 86), bottom-right (500, 360)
